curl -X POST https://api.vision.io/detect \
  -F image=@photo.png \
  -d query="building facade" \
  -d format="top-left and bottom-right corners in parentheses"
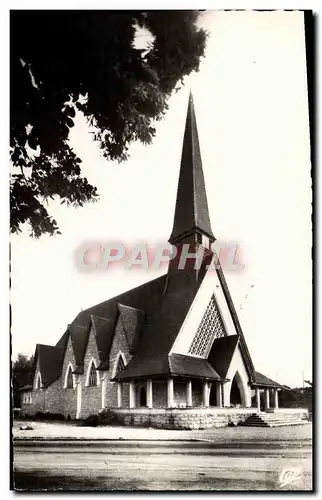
top-left (21, 94), bottom-right (283, 422)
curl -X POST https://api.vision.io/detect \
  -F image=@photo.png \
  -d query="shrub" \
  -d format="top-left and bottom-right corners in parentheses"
top-left (102, 409), bottom-right (123, 426)
top-left (82, 414), bottom-right (102, 427)
top-left (19, 424), bottom-right (34, 430)
top-left (35, 412), bottom-right (65, 421)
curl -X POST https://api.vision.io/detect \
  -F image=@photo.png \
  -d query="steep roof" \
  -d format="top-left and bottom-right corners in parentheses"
top-left (91, 315), bottom-right (116, 370)
top-left (69, 323), bottom-right (90, 371)
top-left (72, 274), bottom-right (167, 327)
top-left (216, 264), bottom-right (255, 382)
top-left (253, 371), bottom-right (287, 389)
top-left (36, 343), bottom-right (64, 388)
top-left (113, 352), bottom-right (221, 381)
top-left (118, 304), bottom-right (144, 355)
top-left (28, 92), bottom-right (261, 389)
top-left (169, 92), bottom-right (215, 243)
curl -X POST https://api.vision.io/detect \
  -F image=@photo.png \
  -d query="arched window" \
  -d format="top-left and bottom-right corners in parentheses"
top-left (116, 355), bottom-right (125, 376)
top-left (35, 371), bottom-right (42, 390)
top-left (63, 363), bottom-right (75, 389)
top-left (66, 366), bottom-right (74, 389)
top-left (85, 358), bottom-right (100, 387)
top-left (88, 363), bottom-right (97, 386)
top-left (112, 352), bottom-right (126, 379)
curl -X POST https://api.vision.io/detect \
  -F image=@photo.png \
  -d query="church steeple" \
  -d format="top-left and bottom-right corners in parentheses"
top-left (169, 92), bottom-right (215, 247)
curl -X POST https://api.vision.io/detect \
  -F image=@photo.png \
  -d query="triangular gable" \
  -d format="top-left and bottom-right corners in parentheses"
top-left (225, 342), bottom-right (251, 389)
top-left (207, 335), bottom-right (239, 378)
top-left (170, 263), bottom-right (239, 357)
top-left (170, 262), bottom-right (255, 382)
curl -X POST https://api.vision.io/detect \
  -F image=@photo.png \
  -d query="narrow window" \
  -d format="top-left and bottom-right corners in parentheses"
top-left (35, 372), bottom-right (42, 390)
top-left (116, 355), bottom-right (125, 376)
top-left (196, 233), bottom-right (202, 244)
top-left (88, 362), bottom-right (97, 387)
top-left (66, 366), bottom-right (74, 389)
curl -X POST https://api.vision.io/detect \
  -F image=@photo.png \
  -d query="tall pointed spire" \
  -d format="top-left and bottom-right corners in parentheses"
top-left (169, 92), bottom-right (215, 245)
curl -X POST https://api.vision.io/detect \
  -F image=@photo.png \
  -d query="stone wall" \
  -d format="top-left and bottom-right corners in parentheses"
top-left (102, 407), bottom-right (256, 430)
top-left (79, 327), bottom-right (102, 419)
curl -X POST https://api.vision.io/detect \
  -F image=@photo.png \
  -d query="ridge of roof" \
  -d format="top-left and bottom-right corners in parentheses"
top-left (216, 264), bottom-right (255, 381)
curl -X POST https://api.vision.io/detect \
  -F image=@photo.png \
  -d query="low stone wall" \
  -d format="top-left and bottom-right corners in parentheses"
top-left (101, 407), bottom-right (257, 430)
top-left (266, 408), bottom-right (309, 420)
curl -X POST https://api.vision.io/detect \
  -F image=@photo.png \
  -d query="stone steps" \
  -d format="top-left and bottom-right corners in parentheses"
top-left (240, 412), bottom-right (306, 427)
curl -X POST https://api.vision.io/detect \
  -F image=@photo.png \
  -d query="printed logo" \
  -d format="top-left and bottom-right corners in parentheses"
top-left (279, 468), bottom-right (302, 488)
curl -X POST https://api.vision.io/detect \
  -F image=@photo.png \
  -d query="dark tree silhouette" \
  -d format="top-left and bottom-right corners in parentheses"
top-left (10, 10), bottom-right (207, 237)
top-left (12, 353), bottom-right (34, 408)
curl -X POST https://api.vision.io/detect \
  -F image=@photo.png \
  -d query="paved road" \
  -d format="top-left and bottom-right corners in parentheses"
top-left (13, 437), bottom-right (312, 491)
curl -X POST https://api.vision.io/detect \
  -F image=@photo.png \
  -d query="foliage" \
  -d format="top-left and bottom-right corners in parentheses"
top-left (34, 412), bottom-right (66, 421)
top-left (279, 387), bottom-right (312, 411)
top-left (12, 353), bottom-right (34, 407)
top-left (82, 414), bottom-right (103, 427)
top-left (10, 11), bottom-right (207, 237)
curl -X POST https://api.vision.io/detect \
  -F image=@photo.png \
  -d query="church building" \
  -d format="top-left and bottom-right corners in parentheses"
top-left (20, 94), bottom-right (285, 427)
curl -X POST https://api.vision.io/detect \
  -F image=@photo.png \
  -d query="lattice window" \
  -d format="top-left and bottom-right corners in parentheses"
top-left (88, 362), bottom-right (97, 387)
top-left (66, 367), bottom-right (74, 389)
top-left (188, 295), bottom-right (226, 357)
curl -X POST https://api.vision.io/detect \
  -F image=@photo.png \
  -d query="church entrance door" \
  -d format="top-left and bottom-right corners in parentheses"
top-left (140, 387), bottom-right (147, 407)
top-left (209, 384), bottom-right (217, 406)
top-left (230, 374), bottom-right (242, 406)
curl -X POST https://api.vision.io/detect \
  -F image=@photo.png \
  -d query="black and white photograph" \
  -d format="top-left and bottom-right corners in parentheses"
top-left (10, 9), bottom-right (313, 492)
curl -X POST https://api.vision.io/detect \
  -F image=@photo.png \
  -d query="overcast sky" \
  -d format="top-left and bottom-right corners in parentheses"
top-left (11, 10), bottom-right (311, 387)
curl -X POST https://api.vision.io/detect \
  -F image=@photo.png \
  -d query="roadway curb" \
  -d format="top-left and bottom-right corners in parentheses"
top-left (13, 436), bottom-right (203, 442)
